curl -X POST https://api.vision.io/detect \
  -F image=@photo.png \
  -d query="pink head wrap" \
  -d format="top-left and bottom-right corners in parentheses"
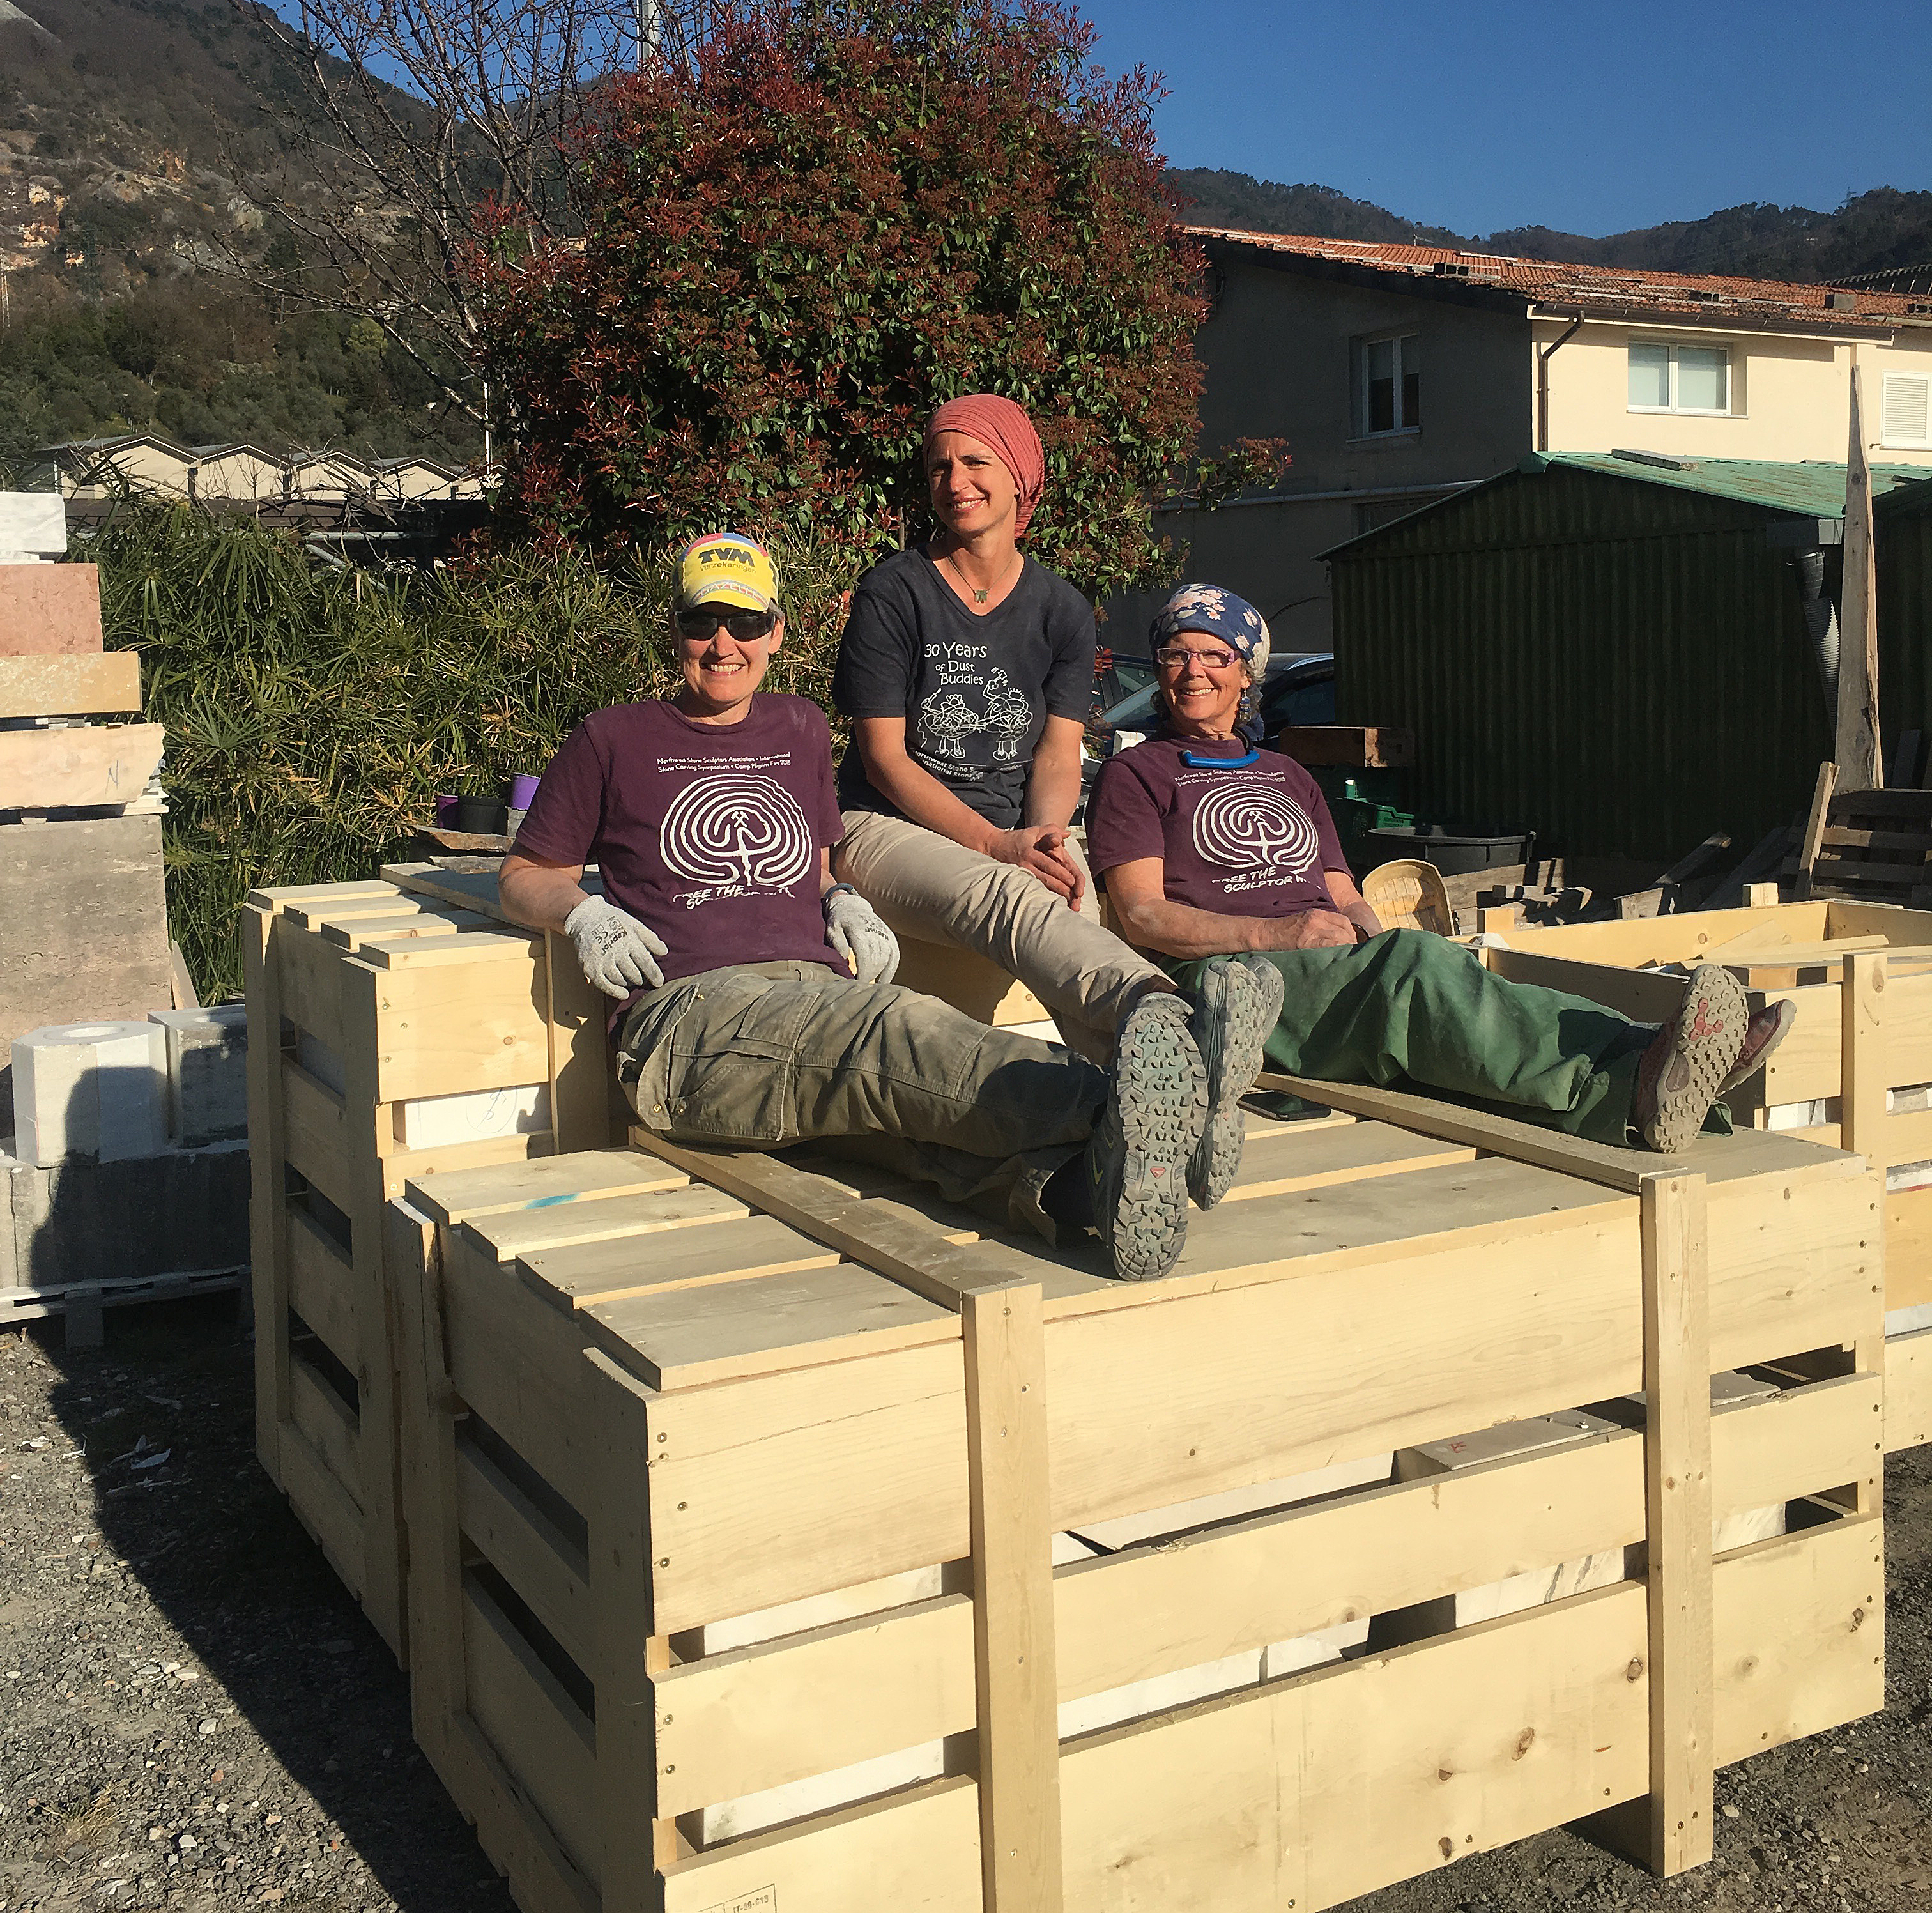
top-left (924, 394), bottom-right (1046, 535)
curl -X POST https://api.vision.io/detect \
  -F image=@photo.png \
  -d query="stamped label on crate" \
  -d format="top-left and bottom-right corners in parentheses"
top-left (697, 1889), bottom-right (775, 1913)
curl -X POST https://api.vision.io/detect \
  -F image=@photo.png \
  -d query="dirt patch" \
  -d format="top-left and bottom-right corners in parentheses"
top-left (3, 1298), bottom-right (1931, 1911)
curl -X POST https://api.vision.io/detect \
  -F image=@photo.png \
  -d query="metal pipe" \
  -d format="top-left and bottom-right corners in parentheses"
top-left (1791, 547), bottom-right (1841, 707)
top-left (1536, 309), bottom-right (1584, 454)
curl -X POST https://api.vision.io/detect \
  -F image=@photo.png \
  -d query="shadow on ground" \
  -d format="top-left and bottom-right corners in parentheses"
top-left (1, 1296), bottom-right (513, 1912)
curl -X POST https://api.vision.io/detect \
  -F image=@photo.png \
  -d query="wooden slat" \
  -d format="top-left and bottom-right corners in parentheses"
top-left (0, 652), bottom-right (141, 718)
top-left (406, 1149), bottom-right (687, 1229)
top-left (1843, 953), bottom-right (1888, 1174)
top-left (1799, 762), bottom-right (1839, 885)
top-left (1633, 1174), bottom-right (1715, 1875)
top-left (1887, 1326), bottom-right (1932, 1452)
top-left (276, 920), bottom-right (348, 1057)
top-left (245, 905), bottom-right (292, 1491)
top-left (282, 1062), bottom-right (354, 1217)
top-left (963, 1283), bottom-right (1062, 1913)
top-left (1483, 949), bottom-right (1691, 1023)
top-left (369, 957), bottom-right (552, 1101)
top-left (586, 1261), bottom-right (957, 1390)
top-left (0, 721), bottom-right (164, 808)
top-left (1887, 1187), bottom-right (1932, 1312)
top-left (1711, 1514), bottom-right (1883, 1764)
top-left (288, 1356), bottom-right (362, 1505)
top-left (286, 1208), bottom-right (358, 1373)
top-left (519, 1215), bottom-right (841, 1317)
top-left (467, 1184), bottom-right (749, 1266)
top-left (545, 930), bottom-right (618, 1153)
top-left (462, 1578), bottom-right (600, 1884)
top-left (1821, 827), bottom-right (1932, 854)
top-left (359, 928), bottom-right (542, 969)
top-left (320, 909), bottom-right (487, 949)
top-left (275, 1417), bottom-right (367, 1595)
top-left (455, 1436), bottom-right (592, 1672)
top-left (1496, 902), bottom-right (1831, 966)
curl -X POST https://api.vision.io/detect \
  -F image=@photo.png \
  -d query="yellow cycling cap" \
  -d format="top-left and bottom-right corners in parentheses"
top-left (676, 532), bottom-right (778, 613)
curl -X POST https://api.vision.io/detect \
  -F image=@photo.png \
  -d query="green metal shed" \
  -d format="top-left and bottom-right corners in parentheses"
top-left (1326, 452), bottom-right (1932, 864)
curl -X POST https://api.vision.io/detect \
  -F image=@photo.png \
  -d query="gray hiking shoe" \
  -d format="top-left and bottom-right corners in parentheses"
top-left (1087, 991), bottom-right (1207, 1281)
top-left (1632, 964), bottom-right (1749, 1153)
top-left (1188, 955), bottom-right (1285, 1208)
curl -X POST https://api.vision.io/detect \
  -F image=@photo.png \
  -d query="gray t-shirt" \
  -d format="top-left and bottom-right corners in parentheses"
top-left (831, 548), bottom-right (1097, 829)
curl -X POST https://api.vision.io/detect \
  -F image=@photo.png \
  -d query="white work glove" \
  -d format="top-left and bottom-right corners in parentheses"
top-left (824, 886), bottom-right (900, 987)
top-left (564, 895), bottom-right (668, 997)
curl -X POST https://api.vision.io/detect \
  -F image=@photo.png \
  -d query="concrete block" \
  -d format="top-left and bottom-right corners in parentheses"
top-left (149, 1006), bottom-right (248, 1145)
top-left (10, 1139), bottom-right (248, 1288)
top-left (0, 562), bottom-right (101, 655)
top-left (1889, 1302), bottom-right (1932, 1337)
top-left (397, 1080), bottom-right (549, 1151)
top-left (12, 1020), bottom-right (167, 1165)
top-left (0, 494), bottom-right (66, 560)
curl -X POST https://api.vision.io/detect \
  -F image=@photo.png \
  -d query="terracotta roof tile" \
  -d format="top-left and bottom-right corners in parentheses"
top-left (1185, 227), bottom-right (1932, 328)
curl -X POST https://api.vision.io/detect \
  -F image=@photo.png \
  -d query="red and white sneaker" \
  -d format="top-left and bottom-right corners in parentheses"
top-left (1632, 965), bottom-right (1749, 1153)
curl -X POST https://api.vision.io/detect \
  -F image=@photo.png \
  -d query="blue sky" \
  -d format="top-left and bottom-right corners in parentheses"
top-left (1081, 0), bottom-right (1932, 239)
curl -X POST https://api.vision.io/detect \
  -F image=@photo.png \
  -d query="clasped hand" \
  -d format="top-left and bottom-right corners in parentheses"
top-left (988, 824), bottom-right (1084, 905)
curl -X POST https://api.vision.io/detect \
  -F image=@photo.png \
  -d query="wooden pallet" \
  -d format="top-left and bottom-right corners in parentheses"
top-left (1805, 788), bottom-right (1932, 905)
top-left (243, 878), bottom-right (626, 1664)
top-left (392, 1100), bottom-right (1881, 1913)
top-left (1484, 895), bottom-right (1932, 1450)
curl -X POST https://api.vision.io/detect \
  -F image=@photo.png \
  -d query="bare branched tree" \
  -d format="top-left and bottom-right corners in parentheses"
top-left (231, 0), bottom-right (719, 426)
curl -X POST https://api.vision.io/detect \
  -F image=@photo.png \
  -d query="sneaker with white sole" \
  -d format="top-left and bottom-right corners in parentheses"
top-left (1086, 992), bottom-right (1207, 1281)
top-left (1187, 955), bottom-right (1284, 1208)
top-left (1632, 964), bottom-right (1749, 1153)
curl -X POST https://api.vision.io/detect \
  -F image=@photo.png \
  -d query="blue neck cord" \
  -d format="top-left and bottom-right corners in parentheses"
top-left (1179, 745), bottom-right (1261, 769)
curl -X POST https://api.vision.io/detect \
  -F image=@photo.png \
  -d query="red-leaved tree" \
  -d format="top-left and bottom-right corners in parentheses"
top-left (477, 0), bottom-right (1285, 603)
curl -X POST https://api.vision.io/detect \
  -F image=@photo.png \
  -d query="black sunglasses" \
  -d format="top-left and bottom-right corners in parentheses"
top-left (676, 606), bottom-right (776, 642)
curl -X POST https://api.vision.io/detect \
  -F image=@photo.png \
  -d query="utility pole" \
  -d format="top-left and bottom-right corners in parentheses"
top-left (637, 0), bottom-right (659, 66)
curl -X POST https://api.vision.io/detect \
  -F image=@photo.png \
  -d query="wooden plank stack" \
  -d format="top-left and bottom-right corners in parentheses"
top-left (243, 875), bottom-right (627, 1664)
top-left (1486, 895), bottom-right (1932, 1450)
top-left (385, 1101), bottom-right (1878, 1912)
top-left (1, 497), bottom-right (172, 1069)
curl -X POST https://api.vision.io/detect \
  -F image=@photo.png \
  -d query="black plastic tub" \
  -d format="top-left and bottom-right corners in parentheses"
top-left (1362, 825), bottom-right (1531, 879)
top-left (450, 797), bottom-right (510, 834)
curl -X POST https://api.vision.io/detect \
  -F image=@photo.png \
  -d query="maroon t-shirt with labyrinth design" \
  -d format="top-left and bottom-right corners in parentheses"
top-left (514, 695), bottom-right (845, 1024)
top-left (1087, 734), bottom-right (1349, 918)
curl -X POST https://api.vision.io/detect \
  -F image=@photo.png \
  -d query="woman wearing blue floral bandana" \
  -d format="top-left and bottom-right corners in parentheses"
top-left (1087, 582), bottom-right (1797, 1160)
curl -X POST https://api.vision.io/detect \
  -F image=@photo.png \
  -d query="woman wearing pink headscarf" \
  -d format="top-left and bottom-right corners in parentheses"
top-left (831, 393), bottom-right (1179, 1063)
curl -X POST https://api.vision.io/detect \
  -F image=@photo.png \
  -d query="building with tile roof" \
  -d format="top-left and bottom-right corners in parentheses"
top-left (1116, 228), bottom-right (1932, 655)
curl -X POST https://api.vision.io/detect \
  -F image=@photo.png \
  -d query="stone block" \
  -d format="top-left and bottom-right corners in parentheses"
top-left (9, 1139), bottom-right (248, 1288)
top-left (1, 815), bottom-right (172, 1057)
top-left (12, 1020), bottom-right (167, 1165)
top-left (148, 1006), bottom-right (249, 1146)
top-left (0, 563), bottom-right (101, 656)
top-left (397, 1080), bottom-right (549, 1151)
top-left (0, 494), bottom-right (66, 560)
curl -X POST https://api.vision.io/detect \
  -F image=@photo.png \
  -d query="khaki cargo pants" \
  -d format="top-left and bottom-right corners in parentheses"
top-left (836, 810), bottom-right (1169, 1062)
top-left (616, 960), bottom-right (1106, 1238)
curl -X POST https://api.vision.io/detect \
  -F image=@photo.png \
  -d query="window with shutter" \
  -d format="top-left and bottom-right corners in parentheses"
top-left (1882, 373), bottom-right (1932, 449)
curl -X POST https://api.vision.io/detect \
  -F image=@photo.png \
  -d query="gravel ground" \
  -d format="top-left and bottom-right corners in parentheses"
top-left (2, 1298), bottom-right (1929, 1913)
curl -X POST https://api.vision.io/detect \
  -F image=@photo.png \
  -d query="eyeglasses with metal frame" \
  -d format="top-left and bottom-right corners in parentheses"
top-left (1153, 643), bottom-right (1240, 671)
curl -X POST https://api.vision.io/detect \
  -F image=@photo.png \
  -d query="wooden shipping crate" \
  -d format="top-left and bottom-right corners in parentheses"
top-left (244, 877), bottom-right (626, 1663)
top-left (1476, 896), bottom-right (1932, 1454)
top-left (392, 1097), bottom-right (1883, 1913)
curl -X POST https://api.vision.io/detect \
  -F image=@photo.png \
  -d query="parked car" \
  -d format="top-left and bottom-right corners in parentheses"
top-left (1092, 647), bottom-right (1160, 713)
top-left (1080, 653), bottom-right (1336, 812)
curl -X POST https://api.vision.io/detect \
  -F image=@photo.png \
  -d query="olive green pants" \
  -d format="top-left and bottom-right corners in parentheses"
top-left (616, 960), bottom-right (1107, 1238)
top-left (1163, 929), bottom-right (1662, 1146)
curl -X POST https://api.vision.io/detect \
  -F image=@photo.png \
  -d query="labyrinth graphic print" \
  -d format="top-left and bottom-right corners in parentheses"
top-left (510, 694), bottom-right (847, 997)
top-left (1085, 735), bottom-right (1348, 921)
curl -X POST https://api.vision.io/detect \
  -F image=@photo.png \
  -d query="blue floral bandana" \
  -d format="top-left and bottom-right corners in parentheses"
top-left (1147, 583), bottom-right (1272, 679)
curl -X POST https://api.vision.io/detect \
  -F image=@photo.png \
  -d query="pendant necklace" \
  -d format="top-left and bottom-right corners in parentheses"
top-left (944, 546), bottom-right (1019, 607)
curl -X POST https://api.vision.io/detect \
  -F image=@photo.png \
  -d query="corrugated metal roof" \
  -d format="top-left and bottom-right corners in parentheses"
top-left (1321, 455), bottom-right (1932, 560)
top-left (1187, 227), bottom-right (1932, 331)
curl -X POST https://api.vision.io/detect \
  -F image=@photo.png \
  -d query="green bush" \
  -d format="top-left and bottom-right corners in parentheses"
top-left (92, 502), bottom-right (869, 1000)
